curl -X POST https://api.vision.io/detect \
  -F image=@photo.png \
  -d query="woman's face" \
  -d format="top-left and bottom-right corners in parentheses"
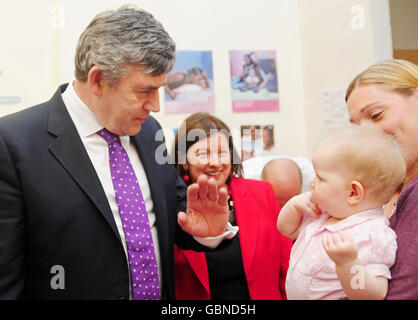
top-left (183, 132), bottom-right (232, 189)
top-left (347, 84), bottom-right (418, 173)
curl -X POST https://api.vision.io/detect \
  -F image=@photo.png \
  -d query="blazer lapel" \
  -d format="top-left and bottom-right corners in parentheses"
top-left (47, 85), bottom-right (121, 242)
top-left (183, 250), bottom-right (210, 294)
top-left (231, 178), bottom-right (258, 276)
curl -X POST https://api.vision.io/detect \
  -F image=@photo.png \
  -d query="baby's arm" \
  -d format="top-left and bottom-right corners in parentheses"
top-left (277, 192), bottom-right (321, 240)
top-left (322, 232), bottom-right (388, 300)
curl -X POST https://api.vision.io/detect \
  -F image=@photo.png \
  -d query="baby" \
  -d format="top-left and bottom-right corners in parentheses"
top-left (277, 125), bottom-right (406, 300)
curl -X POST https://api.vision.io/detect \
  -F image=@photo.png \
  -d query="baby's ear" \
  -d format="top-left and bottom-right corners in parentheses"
top-left (348, 180), bottom-right (365, 205)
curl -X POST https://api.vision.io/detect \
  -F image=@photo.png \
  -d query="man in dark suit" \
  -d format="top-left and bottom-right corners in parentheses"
top-left (0, 5), bottom-right (231, 299)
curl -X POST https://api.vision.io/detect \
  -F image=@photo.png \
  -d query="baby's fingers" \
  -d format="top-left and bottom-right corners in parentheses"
top-left (305, 204), bottom-right (321, 219)
top-left (338, 231), bottom-right (353, 244)
top-left (322, 234), bottom-right (333, 253)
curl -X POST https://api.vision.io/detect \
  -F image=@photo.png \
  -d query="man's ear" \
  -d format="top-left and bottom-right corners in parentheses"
top-left (348, 180), bottom-right (365, 205)
top-left (87, 66), bottom-right (105, 97)
top-left (183, 163), bottom-right (189, 171)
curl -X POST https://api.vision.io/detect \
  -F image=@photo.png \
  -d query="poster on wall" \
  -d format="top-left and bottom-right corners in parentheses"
top-left (230, 50), bottom-right (279, 112)
top-left (164, 50), bottom-right (215, 114)
top-left (320, 87), bottom-right (350, 128)
top-left (240, 124), bottom-right (277, 161)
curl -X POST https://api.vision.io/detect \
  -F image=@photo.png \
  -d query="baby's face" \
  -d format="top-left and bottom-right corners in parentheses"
top-left (311, 147), bottom-right (351, 218)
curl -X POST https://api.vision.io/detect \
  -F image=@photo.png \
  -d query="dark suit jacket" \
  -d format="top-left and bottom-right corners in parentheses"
top-left (174, 177), bottom-right (293, 300)
top-left (0, 84), bottom-right (204, 299)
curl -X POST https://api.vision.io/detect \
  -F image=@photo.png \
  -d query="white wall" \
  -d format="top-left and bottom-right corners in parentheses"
top-left (58, 0), bottom-right (308, 157)
top-left (297, 0), bottom-right (393, 157)
top-left (0, 0), bottom-right (59, 117)
top-left (0, 0), bottom-right (395, 159)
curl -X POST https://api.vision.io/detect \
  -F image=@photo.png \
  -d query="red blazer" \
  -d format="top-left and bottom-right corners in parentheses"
top-left (174, 177), bottom-right (293, 300)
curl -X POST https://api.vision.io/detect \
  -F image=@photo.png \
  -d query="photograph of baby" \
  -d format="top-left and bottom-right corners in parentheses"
top-left (230, 50), bottom-right (279, 112)
top-left (240, 124), bottom-right (277, 161)
top-left (164, 50), bottom-right (214, 114)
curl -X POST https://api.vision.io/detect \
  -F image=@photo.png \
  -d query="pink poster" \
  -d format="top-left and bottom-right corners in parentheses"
top-left (230, 50), bottom-right (279, 112)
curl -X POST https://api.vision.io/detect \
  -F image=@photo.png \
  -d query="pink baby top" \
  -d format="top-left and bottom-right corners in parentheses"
top-left (285, 208), bottom-right (397, 300)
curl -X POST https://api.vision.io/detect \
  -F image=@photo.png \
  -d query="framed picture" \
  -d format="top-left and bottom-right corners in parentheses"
top-left (164, 50), bottom-right (215, 114)
top-left (240, 124), bottom-right (277, 160)
top-left (230, 50), bottom-right (279, 112)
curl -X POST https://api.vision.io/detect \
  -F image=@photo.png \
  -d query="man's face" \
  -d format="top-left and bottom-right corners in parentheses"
top-left (97, 67), bottom-right (166, 136)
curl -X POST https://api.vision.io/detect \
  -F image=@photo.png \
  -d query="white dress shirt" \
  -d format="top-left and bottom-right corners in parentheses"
top-left (61, 80), bottom-right (237, 298)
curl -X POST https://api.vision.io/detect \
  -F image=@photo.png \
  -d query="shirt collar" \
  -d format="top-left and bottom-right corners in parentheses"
top-left (62, 79), bottom-right (129, 143)
top-left (318, 207), bottom-right (385, 233)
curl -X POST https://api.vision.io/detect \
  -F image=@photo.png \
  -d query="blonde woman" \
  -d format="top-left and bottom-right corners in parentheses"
top-left (346, 59), bottom-right (418, 299)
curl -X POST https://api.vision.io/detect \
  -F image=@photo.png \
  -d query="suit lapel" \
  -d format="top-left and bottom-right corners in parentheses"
top-left (47, 85), bottom-right (121, 242)
top-left (231, 178), bottom-right (258, 275)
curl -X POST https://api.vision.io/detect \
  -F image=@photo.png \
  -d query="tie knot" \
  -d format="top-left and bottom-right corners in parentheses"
top-left (97, 128), bottom-right (120, 145)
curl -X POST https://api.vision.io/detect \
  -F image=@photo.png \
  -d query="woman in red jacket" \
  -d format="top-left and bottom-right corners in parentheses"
top-left (172, 113), bottom-right (293, 300)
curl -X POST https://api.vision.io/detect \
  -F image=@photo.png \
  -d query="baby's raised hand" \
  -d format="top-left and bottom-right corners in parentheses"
top-left (322, 232), bottom-right (358, 266)
top-left (278, 192), bottom-right (322, 239)
top-left (290, 192), bottom-right (321, 219)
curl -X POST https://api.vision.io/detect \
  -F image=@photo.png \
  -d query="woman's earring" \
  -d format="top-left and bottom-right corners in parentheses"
top-left (183, 173), bottom-right (190, 183)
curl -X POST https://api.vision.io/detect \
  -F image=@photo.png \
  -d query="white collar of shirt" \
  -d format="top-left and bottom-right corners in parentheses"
top-left (62, 79), bottom-right (129, 144)
top-left (316, 207), bottom-right (386, 234)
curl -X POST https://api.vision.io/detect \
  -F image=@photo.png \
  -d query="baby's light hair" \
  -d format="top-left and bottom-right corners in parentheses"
top-left (317, 125), bottom-right (406, 204)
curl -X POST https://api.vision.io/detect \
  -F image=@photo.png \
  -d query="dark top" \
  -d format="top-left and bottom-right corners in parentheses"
top-left (387, 175), bottom-right (418, 299)
top-left (205, 233), bottom-right (250, 300)
top-left (204, 197), bottom-right (250, 300)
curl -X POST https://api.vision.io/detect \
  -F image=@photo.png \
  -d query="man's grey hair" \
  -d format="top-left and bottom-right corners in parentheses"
top-left (74, 4), bottom-right (176, 84)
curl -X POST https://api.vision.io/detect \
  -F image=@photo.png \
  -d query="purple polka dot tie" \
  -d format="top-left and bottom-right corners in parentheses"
top-left (98, 128), bottom-right (160, 300)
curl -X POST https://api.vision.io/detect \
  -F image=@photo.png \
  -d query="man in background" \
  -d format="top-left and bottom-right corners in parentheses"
top-left (243, 155), bottom-right (316, 206)
top-left (261, 158), bottom-right (303, 208)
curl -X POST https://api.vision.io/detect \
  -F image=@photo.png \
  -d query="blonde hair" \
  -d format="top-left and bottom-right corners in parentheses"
top-left (317, 125), bottom-right (406, 204)
top-left (345, 59), bottom-right (418, 186)
top-left (345, 59), bottom-right (418, 101)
